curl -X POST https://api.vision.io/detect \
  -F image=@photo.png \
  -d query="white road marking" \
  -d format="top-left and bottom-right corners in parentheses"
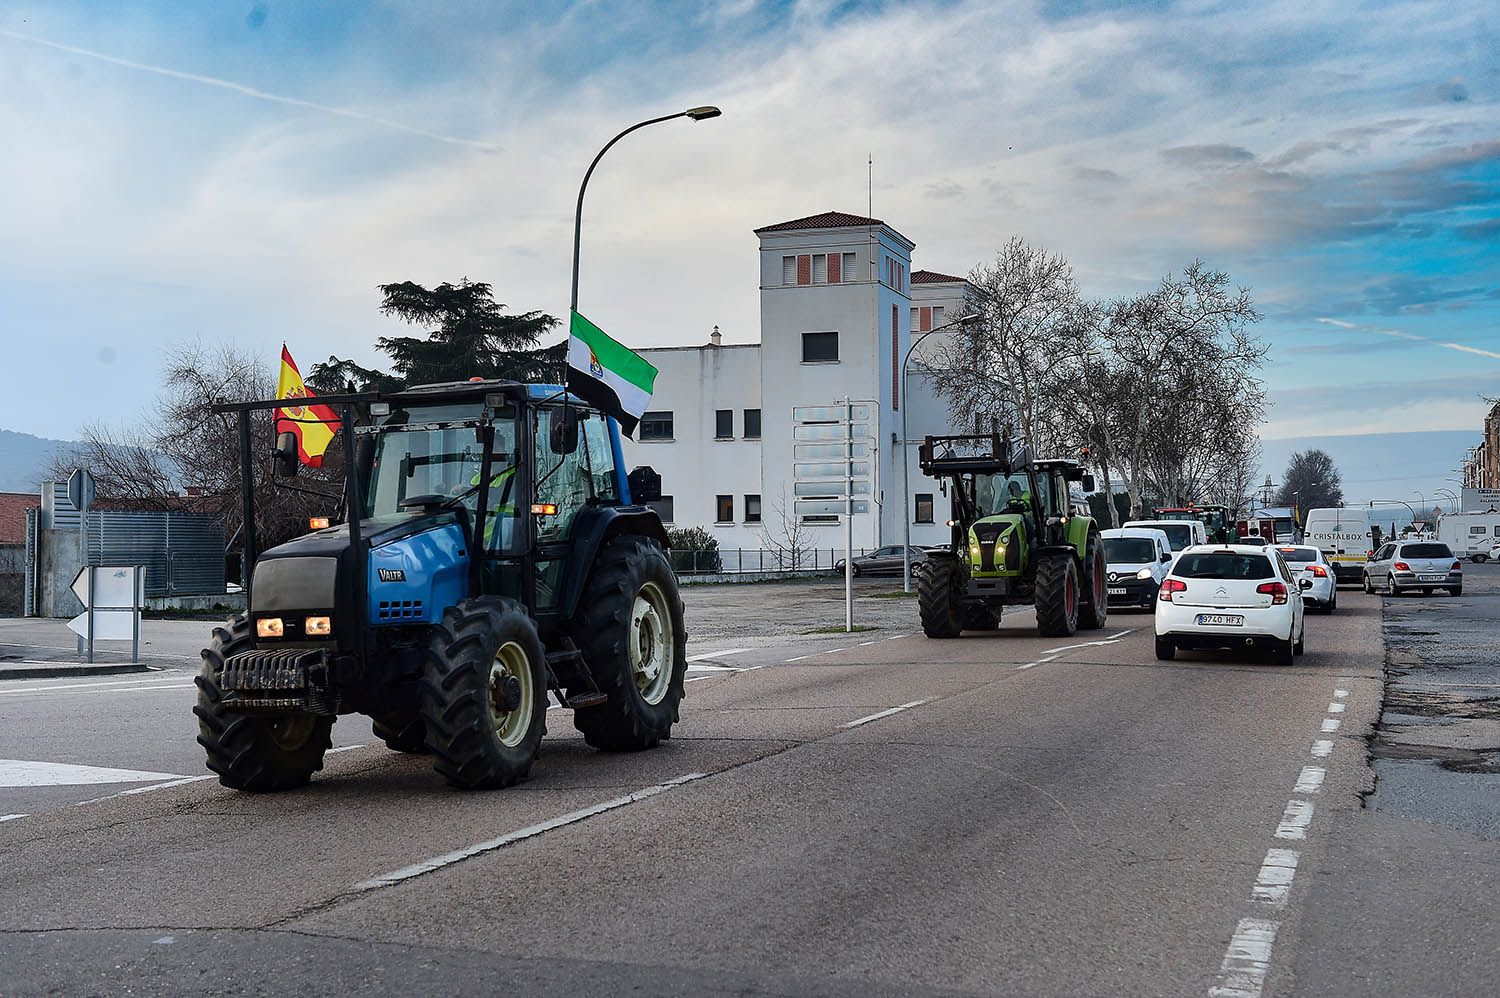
top-left (841, 699), bottom-right (931, 729)
top-left (1294, 766), bottom-right (1325, 794)
top-left (1321, 718), bottom-right (1341, 733)
top-left (1310, 740), bottom-right (1333, 758)
top-left (0, 675), bottom-right (184, 695)
top-left (74, 774), bottom-right (217, 806)
top-left (684, 662), bottom-right (741, 672)
top-left (1250, 848), bottom-right (1300, 906)
top-left (1208, 918), bottom-right (1279, 998)
top-left (325, 744), bottom-right (367, 754)
top-left (1334, 689), bottom-right (1349, 699)
top-left (783, 654), bottom-right (811, 662)
top-left (856, 640), bottom-right (878, 647)
top-left (0, 684), bottom-right (195, 698)
top-left (1328, 702), bottom-right (1345, 713)
top-left (685, 648), bottom-right (751, 663)
top-left (0, 814), bottom-right (27, 823)
top-left (1274, 800), bottom-right (1314, 840)
top-left (889, 633), bottom-right (912, 639)
top-left (0, 759), bottom-right (185, 788)
top-left (685, 675), bottom-right (715, 683)
top-left (1040, 628), bottom-right (1139, 656)
top-left (354, 772), bottom-right (708, 891)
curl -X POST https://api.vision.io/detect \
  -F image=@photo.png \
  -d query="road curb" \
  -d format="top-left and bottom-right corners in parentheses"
top-left (0, 663), bottom-right (158, 681)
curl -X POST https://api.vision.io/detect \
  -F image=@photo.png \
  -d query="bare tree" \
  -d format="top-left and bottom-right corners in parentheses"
top-left (759, 492), bottom-right (815, 572)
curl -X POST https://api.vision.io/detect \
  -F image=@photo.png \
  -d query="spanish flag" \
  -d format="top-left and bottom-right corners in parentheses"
top-left (275, 345), bottom-right (341, 468)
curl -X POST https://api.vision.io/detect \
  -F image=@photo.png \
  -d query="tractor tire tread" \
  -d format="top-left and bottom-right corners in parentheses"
top-left (1035, 553), bottom-right (1081, 637)
top-left (918, 557), bottom-right (966, 638)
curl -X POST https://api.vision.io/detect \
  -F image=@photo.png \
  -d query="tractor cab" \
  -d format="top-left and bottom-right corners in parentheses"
top-left (200, 379), bottom-right (685, 793)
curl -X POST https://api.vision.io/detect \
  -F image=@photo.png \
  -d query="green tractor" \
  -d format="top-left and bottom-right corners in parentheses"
top-left (916, 433), bottom-right (1108, 638)
top-left (198, 379), bottom-right (686, 792)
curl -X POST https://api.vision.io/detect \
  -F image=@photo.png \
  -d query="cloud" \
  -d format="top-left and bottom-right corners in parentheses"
top-left (924, 179), bottom-right (965, 200)
top-left (1160, 144), bottom-right (1255, 168)
top-left (0, 27), bottom-right (500, 151)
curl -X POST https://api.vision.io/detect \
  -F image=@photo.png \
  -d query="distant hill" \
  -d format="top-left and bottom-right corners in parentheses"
top-left (0, 429), bottom-right (78, 493)
top-left (1260, 430), bottom-right (1481, 511)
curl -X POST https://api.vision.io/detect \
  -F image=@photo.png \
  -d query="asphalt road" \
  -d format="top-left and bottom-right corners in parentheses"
top-left (0, 582), bottom-right (1484, 995)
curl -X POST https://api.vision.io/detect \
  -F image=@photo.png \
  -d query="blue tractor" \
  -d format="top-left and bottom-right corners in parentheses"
top-left (197, 379), bottom-right (685, 791)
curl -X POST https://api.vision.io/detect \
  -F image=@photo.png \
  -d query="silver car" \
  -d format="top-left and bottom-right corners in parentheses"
top-left (1362, 541), bottom-right (1463, 597)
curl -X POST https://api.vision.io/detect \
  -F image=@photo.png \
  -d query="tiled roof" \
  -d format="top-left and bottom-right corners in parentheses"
top-left (912, 269), bottom-right (967, 284)
top-left (0, 492), bottom-right (40, 546)
top-left (754, 210), bottom-right (884, 234)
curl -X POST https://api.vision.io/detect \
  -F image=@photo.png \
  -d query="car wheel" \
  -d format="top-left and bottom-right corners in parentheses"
top-left (1154, 635), bottom-right (1175, 661)
top-left (1327, 592), bottom-right (1337, 615)
top-left (1362, 573), bottom-right (1374, 595)
top-left (1449, 586), bottom-right (1463, 597)
top-left (1293, 625), bottom-right (1305, 655)
top-left (1387, 574), bottom-right (1400, 596)
top-left (1273, 637), bottom-right (1294, 667)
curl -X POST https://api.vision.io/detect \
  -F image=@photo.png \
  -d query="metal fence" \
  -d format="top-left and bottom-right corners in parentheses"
top-left (668, 547), bottom-right (879, 576)
top-left (86, 510), bottom-right (227, 597)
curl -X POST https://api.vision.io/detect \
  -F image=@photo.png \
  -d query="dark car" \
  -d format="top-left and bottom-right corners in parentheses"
top-left (834, 545), bottom-right (928, 577)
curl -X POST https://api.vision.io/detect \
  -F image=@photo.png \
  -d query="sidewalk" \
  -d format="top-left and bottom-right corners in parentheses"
top-left (0, 616), bottom-right (214, 679)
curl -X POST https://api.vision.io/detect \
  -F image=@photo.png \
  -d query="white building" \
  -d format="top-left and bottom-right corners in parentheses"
top-left (621, 210), bottom-right (977, 555)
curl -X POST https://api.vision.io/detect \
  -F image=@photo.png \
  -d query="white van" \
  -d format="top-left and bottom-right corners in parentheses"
top-left (1436, 511), bottom-right (1500, 558)
top-left (1301, 508), bottom-right (1374, 585)
top-left (1124, 519), bottom-right (1207, 553)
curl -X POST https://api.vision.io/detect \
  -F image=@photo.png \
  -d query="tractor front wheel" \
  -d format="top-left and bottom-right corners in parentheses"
top-left (420, 596), bottom-right (548, 789)
top-left (194, 616), bottom-right (333, 792)
top-left (1078, 530), bottom-right (1109, 631)
top-left (1035, 553), bottom-right (1081, 637)
top-left (918, 556), bottom-right (966, 638)
top-left (571, 536), bottom-right (688, 752)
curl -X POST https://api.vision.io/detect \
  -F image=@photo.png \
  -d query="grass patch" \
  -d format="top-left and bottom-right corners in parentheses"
top-left (803, 624), bottom-right (881, 634)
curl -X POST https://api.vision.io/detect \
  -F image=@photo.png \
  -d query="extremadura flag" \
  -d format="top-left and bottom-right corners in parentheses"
top-left (565, 309), bottom-right (658, 437)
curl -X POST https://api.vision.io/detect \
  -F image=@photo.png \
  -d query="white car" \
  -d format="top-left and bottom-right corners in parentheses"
top-left (1276, 544), bottom-right (1337, 614)
top-left (1154, 544), bottom-right (1307, 665)
top-left (1101, 527), bottom-right (1174, 610)
top-left (1124, 518), bottom-right (1207, 553)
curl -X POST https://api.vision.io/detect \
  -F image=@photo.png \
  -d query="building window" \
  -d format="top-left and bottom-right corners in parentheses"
top-left (715, 409), bottom-right (733, 439)
top-left (812, 253), bottom-right (827, 284)
top-left (915, 493), bottom-right (934, 523)
top-left (649, 496), bottom-right (674, 523)
top-left (639, 411), bottom-right (673, 440)
top-left (802, 331), bottom-right (839, 363)
top-left (744, 408), bottom-right (761, 439)
top-left (891, 305), bottom-right (900, 410)
top-left (933, 305), bottom-right (944, 326)
top-left (716, 495), bottom-right (734, 523)
top-left (745, 494), bottom-right (762, 523)
top-left (782, 256), bottom-right (797, 285)
top-left (843, 252), bottom-right (857, 282)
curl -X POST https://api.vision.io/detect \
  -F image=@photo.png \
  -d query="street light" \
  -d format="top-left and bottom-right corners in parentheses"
top-left (1412, 489), bottom-right (1427, 524)
top-left (569, 106), bottom-right (721, 313)
top-left (1436, 488), bottom-right (1458, 514)
top-left (898, 312), bottom-right (983, 592)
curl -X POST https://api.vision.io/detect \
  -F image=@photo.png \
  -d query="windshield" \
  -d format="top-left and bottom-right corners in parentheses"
top-left (1401, 543), bottom-right (1453, 559)
top-left (1153, 524), bottom-right (1194, 551)
top-left (362, 407), bottom-right (520, 532)
top-left (1173, 553), bottom-right (1275, 580)
top-left (974, 473), bottom-right (1032, 516)
top-left (1104, 538), bottom-right (1156, 564)
top-left (1278, 547), bottom-right (1319, 563)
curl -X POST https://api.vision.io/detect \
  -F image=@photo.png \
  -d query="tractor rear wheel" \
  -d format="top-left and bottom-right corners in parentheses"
top-left (371, 714), bottom-right (428, 754)
top-left (918, 556), bottom-right (966, 638)
top-left (1078, 530), bottom-right (1109, 631)
top-left (962, 603), bottom-right (1003, 631)
top-left (194, 615), bottom-right (333, 792)
top-left (420, 596), bottom-right (548, 789)
top-left (1035, 553), bottom-right (1081, 637)
top-left (571, 536), bottom-right (688, 752)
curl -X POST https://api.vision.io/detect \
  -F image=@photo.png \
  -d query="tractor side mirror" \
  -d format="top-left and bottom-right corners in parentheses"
top-left (549, 409), bottom-right (580, 455)
top-left (273, 431), bottom-right (299, 478)
top-left (1081, 474), bottom-right (1096, 493)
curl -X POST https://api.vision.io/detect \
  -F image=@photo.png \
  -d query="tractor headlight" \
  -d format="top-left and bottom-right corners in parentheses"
top-left (1136, 568), bottom-right (1154, 580)
top-left (969, 543), bottom-right (981, 558)
top-left (256, 617), bottom-right (284, 639)
top-left (304, 615), bottom-right (332, 637)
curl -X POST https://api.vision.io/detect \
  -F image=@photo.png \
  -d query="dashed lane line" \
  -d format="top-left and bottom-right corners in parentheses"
top-left (1017, 628), bottom-right (1139, 671)
top-left (352, 772), bottom-right (708, 892)
top-left (1208, 918), bottom-right (1279, 998)
top-left (1294, 766), bottom-right (1325, 795)
top-left (0, 814), bottom-right (27, 824)
top-left (1327, 701), bottom-right (1346, 713)
top-left (1334, 688), bottom-right (1349, 699)
top-left (1274, 800), bottom-right (1314, 841)
top-left (1250, 848), bottom-right (1300, 907)
top-left (1310, 740), bottom-right (1333, 758)
top-left (840, 699), bottom-right (931, 729)
top-left (1321, 718), bottom-right (1341, 733)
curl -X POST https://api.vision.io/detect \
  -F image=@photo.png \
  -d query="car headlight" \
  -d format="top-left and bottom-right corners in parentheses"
top-left (1136, 567), bottom-right (1154, 580)
top-left (255, 617), bottom-right (284, 638)
top-left (304, 615), bottom-right (332, 637)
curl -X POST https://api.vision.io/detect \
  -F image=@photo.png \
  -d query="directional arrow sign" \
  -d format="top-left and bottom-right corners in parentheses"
top-left (68, 608), bottom-right (138, 641)
top-left (795, 498), bottom-right (869, 516)
top-left (71, 566), bottom-right (143, 609)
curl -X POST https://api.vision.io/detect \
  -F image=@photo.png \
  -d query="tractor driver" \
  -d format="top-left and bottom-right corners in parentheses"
top-left (1003, 480), bottom-right (1038, 557)
top-left (471, 457), bottom-right (519, 552)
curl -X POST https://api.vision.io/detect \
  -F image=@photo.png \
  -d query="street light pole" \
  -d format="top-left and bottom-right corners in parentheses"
top-left (570, 106), bottom-right (721, 313)
top-left (900, 313), bottom-right (982, 592)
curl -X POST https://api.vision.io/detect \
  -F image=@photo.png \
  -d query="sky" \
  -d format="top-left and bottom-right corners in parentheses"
top-left (0, 0), bottom-right (1496, 497)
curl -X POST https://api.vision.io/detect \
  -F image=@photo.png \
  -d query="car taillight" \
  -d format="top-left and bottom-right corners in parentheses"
top-left (1393, 561), bottom-right (1410, 572)
top-left (1160, 578), bottom-right (1186, 602)
top-left (1306, 565), bottom-right (1327, 577)
top-left (1453, 561), bottom-right (1463, 571)
top-left (1257, 581), bottom-right (1288, 604)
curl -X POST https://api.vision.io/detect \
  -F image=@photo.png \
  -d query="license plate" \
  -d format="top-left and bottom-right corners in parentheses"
top-left (1108, 587), bottom-right (1127, 595)
top-left (1196, 613), bottom-right (1243, 626)
top-left (1419, 574), bottom-right (1445, 582)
